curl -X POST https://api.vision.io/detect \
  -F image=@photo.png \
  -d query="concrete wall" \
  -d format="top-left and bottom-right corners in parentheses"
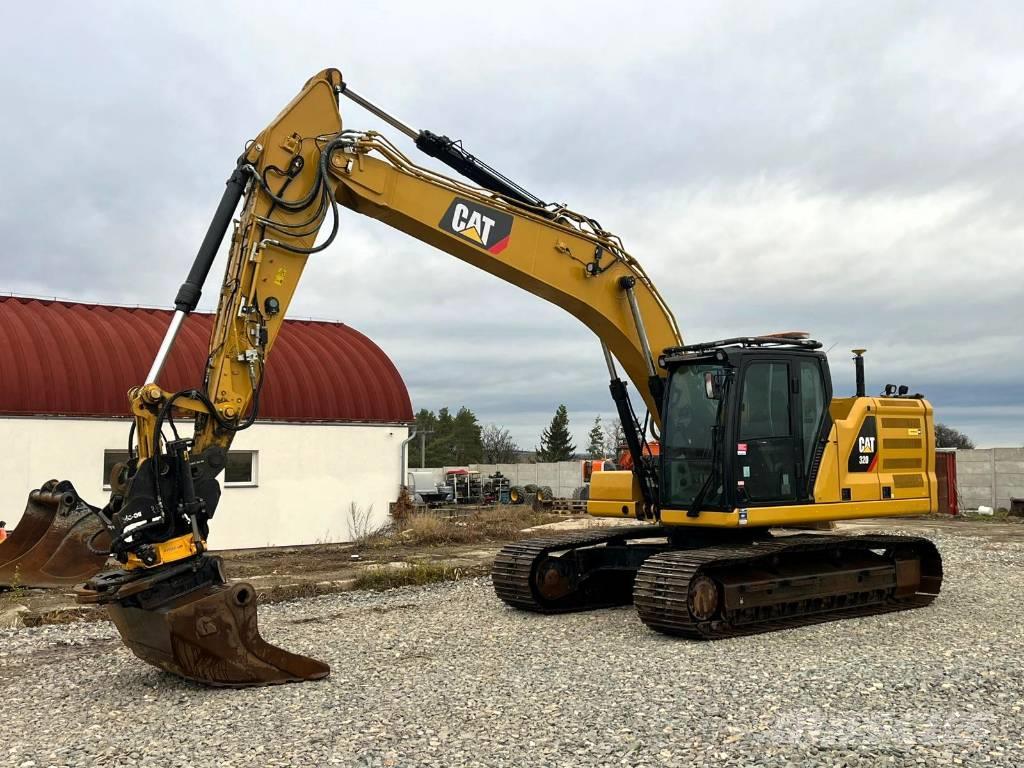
top-left (955, 448), bottom-right (1024, 511)
top-left (412, 462), bottom-right (586, 499)
top-left (0, 416), bottom-right (409, 549)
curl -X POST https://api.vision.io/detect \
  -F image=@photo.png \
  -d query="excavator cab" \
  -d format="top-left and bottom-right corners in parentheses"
top-left (658, 336), bottom-right (831, 515)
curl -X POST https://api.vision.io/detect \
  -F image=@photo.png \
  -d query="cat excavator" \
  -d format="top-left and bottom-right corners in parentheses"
top-left (9, 68), bottom-right (941, 686)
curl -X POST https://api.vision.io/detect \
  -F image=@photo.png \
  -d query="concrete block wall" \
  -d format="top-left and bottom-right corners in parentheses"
top-left (474, 462), bottom-right (583, 499)
top-left (413, 462), bottom-right (585, 499)
top-left (955, 448), bottom-right (1024, 511)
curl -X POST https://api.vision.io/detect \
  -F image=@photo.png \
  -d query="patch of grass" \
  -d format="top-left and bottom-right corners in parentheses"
top-left (347, 502), bottom-right (386, 545)
top-left (351, 561), bottom-right (485, 591)
top-left (399, 506), bottom-right (562, 548)
top-left (959, 508), bottom-right (1017, 523)
top-left (352, 504), bottom-right (558, 551)
top-left (404, 514), bottom-right (450, 544)
top-left (350, 504), bottom-right (565, 551)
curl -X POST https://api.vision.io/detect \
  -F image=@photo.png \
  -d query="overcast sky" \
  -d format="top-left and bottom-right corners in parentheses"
top-left (1, 1), bottom-right (1020, 449)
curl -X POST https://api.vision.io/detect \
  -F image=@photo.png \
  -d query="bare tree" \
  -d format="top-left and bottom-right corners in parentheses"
top-left (481, 424), bottom-right (520, 463)
top-left (604, 417), bottom-right (625, 458)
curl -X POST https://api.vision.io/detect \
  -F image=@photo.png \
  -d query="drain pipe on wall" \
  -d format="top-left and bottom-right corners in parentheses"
top-left (399, 426), bottom-right (418, 492)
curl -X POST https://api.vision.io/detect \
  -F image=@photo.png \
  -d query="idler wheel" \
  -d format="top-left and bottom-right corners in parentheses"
top-left (688, 575), bottom-right (720, 621)
top-left (534, 557), bottom-right (576, 601)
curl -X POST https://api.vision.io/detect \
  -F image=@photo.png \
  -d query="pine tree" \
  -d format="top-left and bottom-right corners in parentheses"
top-left (586, 416), bottom-right (606, 458)
top-left (451, 406), bottom-right (483, 463)
top-left (537, 404), bottom-right (576, 462)
top-left (413, 406), bottom-right (483, 465)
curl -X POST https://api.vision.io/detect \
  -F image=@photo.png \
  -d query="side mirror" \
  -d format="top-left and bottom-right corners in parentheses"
top-left (704, 371), bottom-right (721, 400)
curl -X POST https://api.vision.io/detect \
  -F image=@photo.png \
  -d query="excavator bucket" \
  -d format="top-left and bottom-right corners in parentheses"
top-left (0, 480), bottom-right (110, 589)
top-left (77, 556), bottom-right (329, 687)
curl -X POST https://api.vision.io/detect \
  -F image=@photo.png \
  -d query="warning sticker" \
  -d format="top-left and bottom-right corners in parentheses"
top-left (737, 443), bottom-right (748, 456)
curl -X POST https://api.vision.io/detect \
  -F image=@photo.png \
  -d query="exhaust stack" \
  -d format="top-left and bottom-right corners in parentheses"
top-left (852, 349), bottom-right (867, 397)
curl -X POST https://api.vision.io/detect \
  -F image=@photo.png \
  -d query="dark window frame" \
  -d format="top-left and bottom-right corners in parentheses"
top-left (102, 449), bottom-right (258, 488)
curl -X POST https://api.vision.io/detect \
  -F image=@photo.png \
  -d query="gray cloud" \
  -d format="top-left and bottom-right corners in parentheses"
top-left (1, 1), bottom-right (1020, 449)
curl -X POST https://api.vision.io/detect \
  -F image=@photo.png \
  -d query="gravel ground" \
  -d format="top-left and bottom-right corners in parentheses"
top-left (2, 530), bottom-right (1023, 768)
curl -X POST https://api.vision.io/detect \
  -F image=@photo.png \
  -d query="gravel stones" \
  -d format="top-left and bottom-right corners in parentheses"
top-left (2, 530), bottom-right (1022, 767)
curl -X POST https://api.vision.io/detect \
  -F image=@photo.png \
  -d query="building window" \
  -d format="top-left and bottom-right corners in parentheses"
top-left (102, 449), bottom-right (258, 489)
top-left (102, 450), bottom-right (131, 490)
top-left (225, 451), bottom-right (258, 487)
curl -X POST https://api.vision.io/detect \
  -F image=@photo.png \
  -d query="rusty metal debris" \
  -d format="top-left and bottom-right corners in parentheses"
top-left (0, 480), bottom-right (110, 589)
top-left (76, 555), bottom-right (329, 687)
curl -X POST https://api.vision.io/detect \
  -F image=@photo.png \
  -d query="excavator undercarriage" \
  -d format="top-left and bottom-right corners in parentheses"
top-left (494, 527), bottom-right (942, 638)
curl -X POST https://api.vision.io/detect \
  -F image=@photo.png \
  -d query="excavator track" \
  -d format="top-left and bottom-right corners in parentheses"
top-left (634, 533), bottom-right (942, 639)
top-left (492, 525), bottom-right (669, 613)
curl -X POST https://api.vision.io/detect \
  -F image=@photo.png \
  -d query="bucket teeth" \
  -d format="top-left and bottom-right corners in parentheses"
top-left (0, 480), bottom-right (110, 588)
top-left (77, 555), bottom-right (329, 688)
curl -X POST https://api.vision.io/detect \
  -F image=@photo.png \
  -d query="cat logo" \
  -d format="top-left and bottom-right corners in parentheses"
top-left (848, 416), bottom-right (879, 473)
top-left (439, 197), bottom-right (513, 254)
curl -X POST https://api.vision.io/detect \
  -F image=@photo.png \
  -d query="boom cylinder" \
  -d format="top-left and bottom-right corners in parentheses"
top-left (145, 310), bottom-right (186, 384)
top-left (620, 276), bottom-right (665, 414)
top-left (339, 83), bottom-right (546, 209)
top-left (146, 166), bottom-right (248, 385)
top-left (173, 166), bottom-right (249, 314)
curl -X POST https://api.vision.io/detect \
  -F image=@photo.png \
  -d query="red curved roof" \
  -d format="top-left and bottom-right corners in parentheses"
top-left (0, 296), bottom-right (412, 423)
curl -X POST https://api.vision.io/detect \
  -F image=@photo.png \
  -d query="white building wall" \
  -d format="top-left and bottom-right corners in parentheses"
top-left (0, 416), bottom-right (408, 549)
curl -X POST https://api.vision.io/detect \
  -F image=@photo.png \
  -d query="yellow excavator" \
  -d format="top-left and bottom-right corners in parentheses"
top-left (9, 68), bottom-right (942, 686)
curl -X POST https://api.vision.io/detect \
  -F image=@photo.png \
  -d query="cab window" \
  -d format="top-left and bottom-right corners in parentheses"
top-left (739, 362), bottom-right (790, 439)
top-left (797, 360), bottom-right (826, 473)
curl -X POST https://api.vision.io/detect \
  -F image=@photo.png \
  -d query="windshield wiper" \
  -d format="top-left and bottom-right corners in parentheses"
top-left (687, 375), bottom-right (730, 517)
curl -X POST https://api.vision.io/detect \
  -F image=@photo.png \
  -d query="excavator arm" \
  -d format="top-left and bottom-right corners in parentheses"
top-left (110, 69), bottom-right (679, 569)
top-left (71, 68), bottom-right (681, 686)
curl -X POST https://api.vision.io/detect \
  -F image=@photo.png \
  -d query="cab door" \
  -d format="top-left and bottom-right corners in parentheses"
top-left (734, 357), bottom-right (827, 505)
top-left (735, 360), bottom-right (799, 503)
